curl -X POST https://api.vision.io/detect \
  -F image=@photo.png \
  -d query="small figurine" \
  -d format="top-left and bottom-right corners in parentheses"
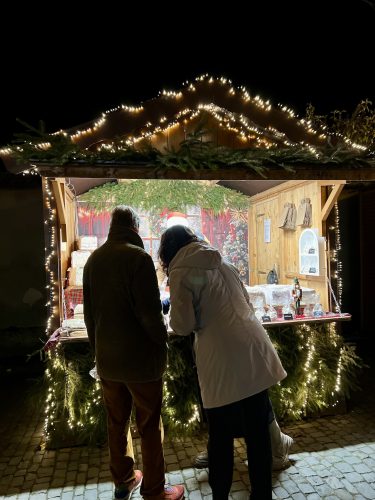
top-left (292, 277), bottom-right (303, 315)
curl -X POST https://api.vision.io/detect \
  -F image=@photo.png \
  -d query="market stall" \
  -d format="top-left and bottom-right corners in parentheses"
top-left (40, 177), bottom-right (360, 448)
top-left (0, 76), bottom-right (365, 448)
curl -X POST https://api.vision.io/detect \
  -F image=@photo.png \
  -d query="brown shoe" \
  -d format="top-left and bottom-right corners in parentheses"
top-left (115, 469), bottom-right (143, 499)
top-left (146, 484), bottom-right (184, 499)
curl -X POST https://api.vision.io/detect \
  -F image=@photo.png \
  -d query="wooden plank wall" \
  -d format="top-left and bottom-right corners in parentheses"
top-left (248, 180), bottom-right (336, 310)
top-left (61, 187), bottom-right (77, 287)
top-left (51, 179), bottom-right (77, 290)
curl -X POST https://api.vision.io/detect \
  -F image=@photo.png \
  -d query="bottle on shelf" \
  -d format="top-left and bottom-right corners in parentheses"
top-left (313, 294), bottom-right (324, 317)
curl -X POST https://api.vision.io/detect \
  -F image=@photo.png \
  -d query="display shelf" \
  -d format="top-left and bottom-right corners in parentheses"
top-left (261, 313), bottom-right (351, 328)
top-left (299, 228), bottom-right (325, 276)
top-left (58, 313), bottom-right (352, 342)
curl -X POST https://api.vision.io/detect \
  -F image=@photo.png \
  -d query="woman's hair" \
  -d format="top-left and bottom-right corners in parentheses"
top-left (158, 225), bottom-right (199, 273)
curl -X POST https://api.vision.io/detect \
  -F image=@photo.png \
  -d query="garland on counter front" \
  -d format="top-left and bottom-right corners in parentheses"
top-left (44, 343), bottom-right (107, 448)
top-left (268, 322), bottom-right (363, 420)
top-left (43, 320), bottom-right (364, 447)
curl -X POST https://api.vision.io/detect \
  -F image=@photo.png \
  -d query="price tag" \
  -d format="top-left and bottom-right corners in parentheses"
top-left (262, 315), bottom-right (271, 322)
top-left (283, 313), bottom-right (293, 320)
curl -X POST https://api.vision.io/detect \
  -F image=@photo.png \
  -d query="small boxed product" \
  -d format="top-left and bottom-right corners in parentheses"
top-left (74, 304), bottom-right (84, 319)
top-left (78, 236), bottom-right (98, 250)
top-left (301, 288), bottom-right (317, 304)
top-left (270, 286), bottom-right (292, 306)
top-left (69, 267), bottom-right (84, 286)
top-left (246, 286), bottom-right (267, 310)
top-left (62, 318), bottom-right (86, 329)
top-left (71, 250), bottom-right (91, 268)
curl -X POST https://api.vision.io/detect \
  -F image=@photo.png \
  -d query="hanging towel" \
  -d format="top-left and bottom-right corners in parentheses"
top-left (279, 202), bottom-right (297, 230)
top-left (296, 198), bottom-right (312, 227)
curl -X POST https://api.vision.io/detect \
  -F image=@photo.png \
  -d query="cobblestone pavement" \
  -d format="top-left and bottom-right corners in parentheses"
top-left (1, 379), bottom-right (375, 500)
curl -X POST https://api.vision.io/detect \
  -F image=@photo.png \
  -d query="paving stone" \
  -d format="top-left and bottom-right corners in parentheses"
top-left (182, 468), bottom-right (196, 479)
top-left (326, 475), bottom-right (344, 489)
top-left (299, 482), bottom-right (316, 494)
top-left (199, 482), bottom-right (212, 495)
top-left (47, 488), bottom-right (62, 498)
top-left (273, 486), bottom-right (290, 498)
top-left (188, 491), bottom-right (203, 500)
top-left (98, 492), bottom-right (113, 499)
top-left (355, 482), bottom-right (375, 499)
top-left (354, 462), bottom-right (373, 474)
top-left (83, 490), bottom-right (98, 500)
top-left (314, 483), bottom-right (335, 496)
top-left (306, 475), bottom-right (325, 486)
top-left (230, 492), bottom-right (248, 500)
top-left (185, 477), bottom-right (200, 491)
top-left (281, 479), bottom-right (300, 494)
top-left (340, 478), bottom-right (359, 494)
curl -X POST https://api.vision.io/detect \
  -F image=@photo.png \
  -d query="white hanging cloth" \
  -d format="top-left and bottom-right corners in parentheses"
top-left (296, 198), bottom-right (312, 227)
top-left (278, 202), bottom-right (297, 230)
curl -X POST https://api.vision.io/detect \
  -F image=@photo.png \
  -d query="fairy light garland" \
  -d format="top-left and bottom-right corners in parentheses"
top-left (43, 178), bottom-right (58, 336)
top-left (42, 177), bottom-right (61, 444)
top-left (328, 201), bottom-right (343, 311)
top-left (334, 202), bottom-right (343, 307)
top-left (42, 177), bottom-right (103, 445)
top-left (62, 74), bottom-right (324, 148)
top-left (163, 377), bottom-right (200, 431)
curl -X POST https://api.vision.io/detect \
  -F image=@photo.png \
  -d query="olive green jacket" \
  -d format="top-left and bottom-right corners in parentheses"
top-left (83, 226), bottom-right (167, 382)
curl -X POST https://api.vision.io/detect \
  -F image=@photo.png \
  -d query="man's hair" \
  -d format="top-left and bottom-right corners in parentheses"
top-left (110, 205), bottom-right (140, 231)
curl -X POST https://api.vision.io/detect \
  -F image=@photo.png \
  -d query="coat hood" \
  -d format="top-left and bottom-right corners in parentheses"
top-left (107, 225), bottom-right (144, 248)
top-left (169, 241), bottom-right (222, 271)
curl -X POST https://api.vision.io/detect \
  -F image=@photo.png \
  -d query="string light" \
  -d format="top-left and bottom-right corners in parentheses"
top-left (334, 202), bottom-right (343, 307)
top-left (63, 74), bottom-right (325, 149)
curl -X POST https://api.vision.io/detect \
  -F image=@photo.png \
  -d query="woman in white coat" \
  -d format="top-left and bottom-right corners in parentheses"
top-left (158, 225), bottom-right (287, 500)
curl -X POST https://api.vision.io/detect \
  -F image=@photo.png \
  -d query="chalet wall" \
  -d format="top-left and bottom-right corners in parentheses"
top-left (248, 180), bottom-right (331, 310)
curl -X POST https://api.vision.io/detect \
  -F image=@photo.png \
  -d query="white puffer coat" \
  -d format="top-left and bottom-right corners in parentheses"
top-left (168, 241), bottom-right (287, 409)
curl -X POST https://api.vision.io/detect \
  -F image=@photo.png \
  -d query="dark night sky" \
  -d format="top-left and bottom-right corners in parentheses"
top-left (1, 0), bottom-right (374, 146)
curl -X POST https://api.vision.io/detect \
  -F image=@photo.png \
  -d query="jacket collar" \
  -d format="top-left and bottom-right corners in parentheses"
top-left (107, 226), bottom-right (145, 249)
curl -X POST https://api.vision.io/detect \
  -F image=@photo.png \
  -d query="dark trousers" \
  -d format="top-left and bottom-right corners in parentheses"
top-left (101, 378), bottom-right (165, 497)
top-left (205, 389), bottom-right (272, 500)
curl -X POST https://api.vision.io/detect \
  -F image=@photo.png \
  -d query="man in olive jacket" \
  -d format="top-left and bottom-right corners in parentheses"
top-left (83, 206), bottom-right (170, 499)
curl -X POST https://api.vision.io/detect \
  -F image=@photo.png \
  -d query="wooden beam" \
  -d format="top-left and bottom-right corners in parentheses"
top-left (36, 163), bottom-right (375, 181)
top-left (52, 180), bottom-right (66, 224)
top-left (249, 180), bottom-right (310, 202)
top-left (321, 183), bottom-right (345, 221)
top-left (317, 180), bottom-right (346, 187)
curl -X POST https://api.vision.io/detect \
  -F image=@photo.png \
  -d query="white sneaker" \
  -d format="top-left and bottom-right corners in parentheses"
top-left (272, 433), bottom-right (294, 470)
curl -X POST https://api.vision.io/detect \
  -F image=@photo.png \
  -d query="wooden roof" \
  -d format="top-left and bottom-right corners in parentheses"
top-left (69, 76), bottom-right (326, 151)
top-left (1, 76), bottom-right (374, 180)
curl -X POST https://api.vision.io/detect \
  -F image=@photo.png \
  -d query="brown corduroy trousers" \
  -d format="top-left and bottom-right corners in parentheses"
top-left (101, 377), bottom-right (165, 497)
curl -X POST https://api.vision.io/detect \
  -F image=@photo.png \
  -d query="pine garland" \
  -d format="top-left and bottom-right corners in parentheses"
top-left (6, 120), bottom-right (375, 176)
top-left (268, 322), bottom-right (364, 421)
top-left (44, 322), bottom-right (364, 446)
top-left (44, 344), bottom-right (107, 448)
top-left (78, 180), bottom-right (249, 215)
top-left (162, 336), bottom-right (201, 436)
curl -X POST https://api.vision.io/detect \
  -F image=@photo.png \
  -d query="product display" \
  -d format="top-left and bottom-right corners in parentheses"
top-left (78, 235), bottom-right (98, 250)
top-left (71, 250), bottom-right (91, 268)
